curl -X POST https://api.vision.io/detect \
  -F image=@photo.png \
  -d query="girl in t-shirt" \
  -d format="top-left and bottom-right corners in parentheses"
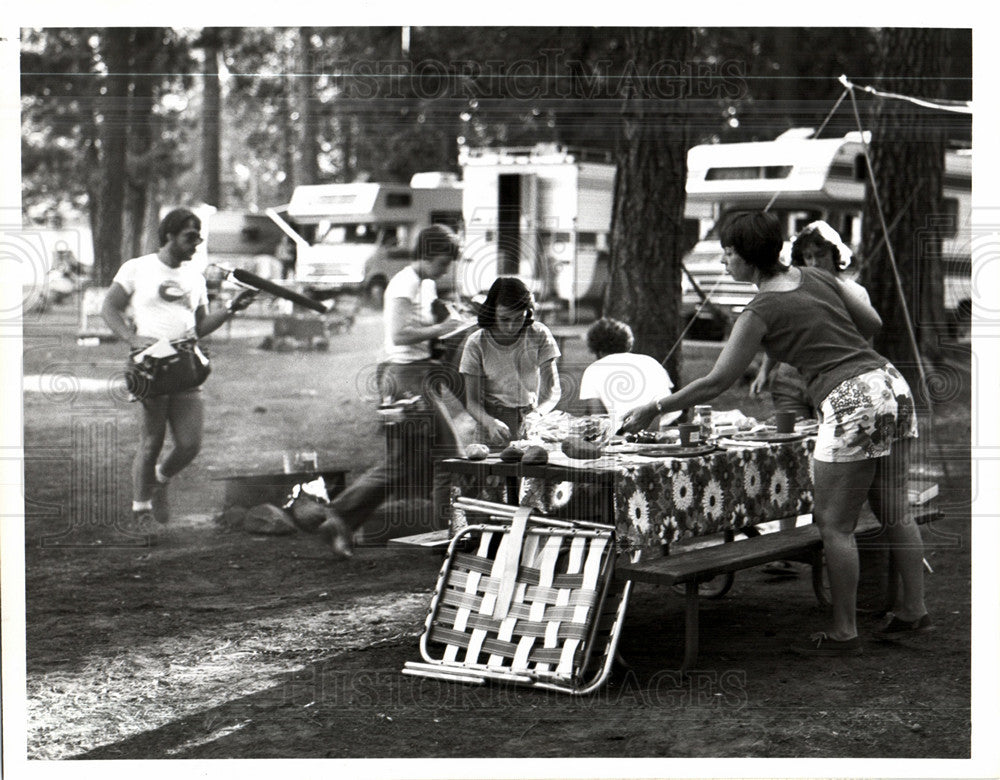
top-left (459, 277), bottom-right (561, 445)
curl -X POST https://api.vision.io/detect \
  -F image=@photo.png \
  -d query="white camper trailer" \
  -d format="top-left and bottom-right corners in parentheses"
top-left (456, 134), bottom-right (971, 337)
top-left (267, 174), bottom-right (463, 303)
top-left (680, 129), bottom-right (973, 338)
top-left (457, 144), bottom-right (616, 313)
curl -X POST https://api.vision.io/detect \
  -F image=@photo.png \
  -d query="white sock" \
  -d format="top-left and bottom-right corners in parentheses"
top-left (154, 464), bottom-right (170, 484)
top-left (133, 500), bottom-right (153, 512)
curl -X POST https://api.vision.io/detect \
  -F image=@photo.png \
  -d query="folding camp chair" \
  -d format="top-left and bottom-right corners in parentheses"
top-left (403, 498), bottom-right (631, 695)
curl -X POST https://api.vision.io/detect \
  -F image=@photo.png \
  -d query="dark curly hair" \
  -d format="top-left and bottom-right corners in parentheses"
top-left (719, 211), bottom-right (785, 276)
top-left (477, 276), bottom-right (535, 331)
top-left (790, 222), bottom-right (851, 272)
top-left (586, 318), bottom-right (634, 357)
top-left (158, 208), bottom-right (201, 247)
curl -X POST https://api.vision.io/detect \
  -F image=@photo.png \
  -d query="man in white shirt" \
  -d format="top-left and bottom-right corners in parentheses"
top-left (102, 208), bottom-right (256, 534)
top-left (319, 225), bottom-right (466, 558)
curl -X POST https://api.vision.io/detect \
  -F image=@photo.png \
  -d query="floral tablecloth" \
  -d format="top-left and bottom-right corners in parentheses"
top-left (445, 439), bottom-right (816, 556)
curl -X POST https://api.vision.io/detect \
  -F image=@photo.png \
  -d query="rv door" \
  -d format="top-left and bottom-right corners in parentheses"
top-left (496, 173), bottom-right (539, 285)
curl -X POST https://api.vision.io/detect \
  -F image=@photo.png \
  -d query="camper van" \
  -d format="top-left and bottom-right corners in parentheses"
top-left (457, 144), bottom-right (617, 314)
top-left (680, 129), bottom-right (973, 338)
top-left (266, 173), bottom-right (463, 303)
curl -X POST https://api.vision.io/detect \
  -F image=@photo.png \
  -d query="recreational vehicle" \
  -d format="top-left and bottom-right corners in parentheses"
top-left (267, 174), bottom-right (463, 303)
top-left (457, 144), bottom-right (617, 314)
top-left (681, 129), bottom-right (973, 338)
top-left (457, 135), bottom-right (971, 338)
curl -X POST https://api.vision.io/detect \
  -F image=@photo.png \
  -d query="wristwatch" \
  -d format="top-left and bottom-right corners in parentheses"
top-left (654, 398), bottom-right (666, 414)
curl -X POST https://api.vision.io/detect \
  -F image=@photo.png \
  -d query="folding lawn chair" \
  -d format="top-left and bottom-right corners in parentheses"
top-left (402, 498), bottom-right (631, 695)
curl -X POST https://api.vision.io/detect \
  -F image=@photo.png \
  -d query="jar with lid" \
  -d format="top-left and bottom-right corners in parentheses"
top-left (692, 405), bottom-right (713, 441)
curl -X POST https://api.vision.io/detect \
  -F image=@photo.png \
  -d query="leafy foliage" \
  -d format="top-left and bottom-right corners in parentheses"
top-left (20, 26), bottom-right (970, 329)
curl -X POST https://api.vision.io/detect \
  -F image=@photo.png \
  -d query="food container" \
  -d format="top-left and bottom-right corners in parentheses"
top-left (678, 423), bottom-right (701, 446)
top-left (692, 405), bottom-right (713, 441)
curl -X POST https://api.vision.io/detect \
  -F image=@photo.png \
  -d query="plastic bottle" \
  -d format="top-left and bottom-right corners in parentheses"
top-left (692, 405), bottom-right (713, 442)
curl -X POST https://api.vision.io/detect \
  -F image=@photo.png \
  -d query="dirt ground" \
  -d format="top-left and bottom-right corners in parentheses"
top-left (14, 299), bottom-right (977, 769)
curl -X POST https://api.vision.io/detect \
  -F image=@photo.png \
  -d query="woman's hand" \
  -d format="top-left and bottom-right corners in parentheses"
top-left (618, 401), bottom-right (659, 434)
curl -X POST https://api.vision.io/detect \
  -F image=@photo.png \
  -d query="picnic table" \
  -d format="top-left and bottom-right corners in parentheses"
top-left (443, 437), bottom-right (817, 559)
top-left (434, 436), bottom-right (821, 673)
top-left (406, 432), bottom-right (941, 682)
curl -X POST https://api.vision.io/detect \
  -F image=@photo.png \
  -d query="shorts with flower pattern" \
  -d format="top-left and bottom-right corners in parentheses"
top-left (813, 363), bottom-right (918, 463)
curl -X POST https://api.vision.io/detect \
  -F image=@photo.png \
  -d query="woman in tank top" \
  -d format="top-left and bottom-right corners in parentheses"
top-left (621, 211), bottom-right (929, 657)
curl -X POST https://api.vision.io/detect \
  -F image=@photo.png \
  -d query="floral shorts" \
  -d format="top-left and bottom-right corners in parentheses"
top-left (813, 364), bottom-right (918, 463)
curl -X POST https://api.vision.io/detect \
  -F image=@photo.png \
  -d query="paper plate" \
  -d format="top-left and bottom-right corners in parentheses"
top-left (728, 430), bottom-right (811, 443)
top-left (630, 443), bottom-right (717, 458)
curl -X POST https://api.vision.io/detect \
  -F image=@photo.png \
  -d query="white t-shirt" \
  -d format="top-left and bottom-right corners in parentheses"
top-left (579, 353), bottom-right (677, 430)
top-left (112, 253), bottom-right (208, 341)
top-left (459, 322), bottom-right (561, 409)
top-left (382, 265), bottom-right (439, 363)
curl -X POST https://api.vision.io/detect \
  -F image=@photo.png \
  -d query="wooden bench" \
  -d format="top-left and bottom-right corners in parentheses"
top-left (615, 503), bottom-right (943, 671)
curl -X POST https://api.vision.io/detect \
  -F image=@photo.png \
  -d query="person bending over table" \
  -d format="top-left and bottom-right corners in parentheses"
top-left (750, 220), bottom-right (874, 577)
top-left (459, 276), bottom-right (561, 445)
top-left (620, 211), bottom-right (929, 657)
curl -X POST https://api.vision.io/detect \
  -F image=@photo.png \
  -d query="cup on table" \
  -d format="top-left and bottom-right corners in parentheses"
top-left (773, 411), bottom-right (797, 434)
top-left (678, 423), bottom-right (701, 446)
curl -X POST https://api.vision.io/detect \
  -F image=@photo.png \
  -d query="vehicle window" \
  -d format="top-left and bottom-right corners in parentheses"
top-left (705, 165), bottom-right (792, 180)
top-left (385, 192), bottom-right (412, 208)
top-left (379, 224), bottom-right (412, 247)
top-left (790, 210), bottom-right (822, 236)
top-left (317, 223), bottom-right (378, 245)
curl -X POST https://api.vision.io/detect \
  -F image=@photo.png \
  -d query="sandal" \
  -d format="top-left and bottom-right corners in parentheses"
top-left (790, 631), bottom-right (863, 657)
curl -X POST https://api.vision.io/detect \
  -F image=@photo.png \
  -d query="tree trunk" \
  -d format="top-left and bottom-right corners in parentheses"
top-left (123, 28), bottom-right (159, 259)
top-left (201, 28), bottom-right (223, 208)
top-left (279, 71), bottom-right (296, 197)
top-left (604, 29), bottom-right (695, 389)
top-left (293, 27), bottom-right (319, 186)
top-left (93, 28), bottom-right (132, 286)
top-left (341, 115), bottom-right (355, 182)
top-left (860, 28), bottom-right (948, 398)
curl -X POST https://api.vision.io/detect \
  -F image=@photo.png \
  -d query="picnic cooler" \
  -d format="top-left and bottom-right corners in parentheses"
top-left (403, 498), bottom-right (631, 695)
